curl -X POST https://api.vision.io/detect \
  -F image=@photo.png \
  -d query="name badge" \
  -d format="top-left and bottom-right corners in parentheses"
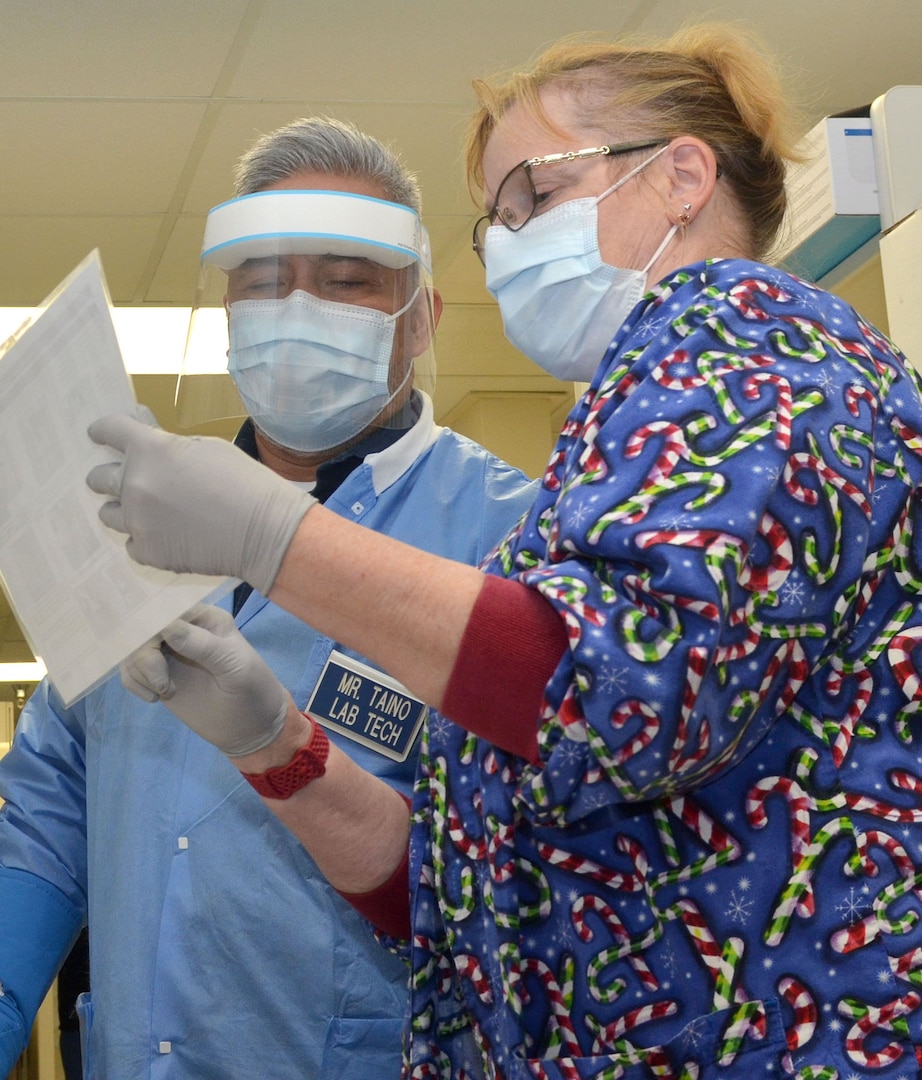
top-left (306, 649), bottom-right (428, 762)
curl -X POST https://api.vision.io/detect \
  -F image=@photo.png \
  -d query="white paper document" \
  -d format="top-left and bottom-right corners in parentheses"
top-left (0, 250), bottom-right (231, 706)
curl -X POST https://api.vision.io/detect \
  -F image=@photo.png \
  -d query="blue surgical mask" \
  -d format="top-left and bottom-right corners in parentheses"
top-left (484, 145), bottom-right (676, 382)
top-left (227, 288), bottom-right (416, 453)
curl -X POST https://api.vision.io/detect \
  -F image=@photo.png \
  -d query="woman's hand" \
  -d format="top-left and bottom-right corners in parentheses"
top-left (121, 603), bottom-right (289, 756)
top-left (87, 413), bottom-right (316, 594)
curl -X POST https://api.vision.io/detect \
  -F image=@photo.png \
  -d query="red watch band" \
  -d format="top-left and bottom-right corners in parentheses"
top-left (241, 717), bottom-right (330, 800)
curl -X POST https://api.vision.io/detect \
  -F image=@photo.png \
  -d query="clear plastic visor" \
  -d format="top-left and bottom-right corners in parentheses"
top-left (176, 190), bottom-right (436, 452)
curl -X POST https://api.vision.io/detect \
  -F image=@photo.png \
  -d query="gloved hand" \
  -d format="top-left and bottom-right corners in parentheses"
top-left (122, 604), bottom-right (289, 756)
top-left (86, 414), bottom-right (316, 595)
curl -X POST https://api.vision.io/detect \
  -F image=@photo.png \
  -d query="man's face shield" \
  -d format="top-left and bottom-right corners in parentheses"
top-left (176, 190), bottom-right (436, 454)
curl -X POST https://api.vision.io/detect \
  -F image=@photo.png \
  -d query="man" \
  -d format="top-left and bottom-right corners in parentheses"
top-left (0, 117), bottom-right (537, 1079)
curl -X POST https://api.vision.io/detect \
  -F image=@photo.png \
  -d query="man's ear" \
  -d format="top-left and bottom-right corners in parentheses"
top-left (429, 287), bottom-right (444, 330)
top-left (663, 136), bottom-right (719, 224)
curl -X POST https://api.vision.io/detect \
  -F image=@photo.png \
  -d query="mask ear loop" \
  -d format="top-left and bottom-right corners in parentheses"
top-left (593, 142), bottom-right (671, 206)
top-left (644, 204), bottom-right (692, 273)
top-left (593, 143), bottom-right (678, 278)
top-left (641, 223), bottom-right (679, 276)
top-left (386, 285), bottom-right (423, 326)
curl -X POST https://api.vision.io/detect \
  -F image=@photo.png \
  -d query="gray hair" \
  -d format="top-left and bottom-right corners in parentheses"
top-left (233, 116), bottom-right (422, 214)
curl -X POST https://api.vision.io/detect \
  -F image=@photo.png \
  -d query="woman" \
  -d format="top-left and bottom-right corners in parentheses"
top-left (88, 24), bottom-right (922, 1079)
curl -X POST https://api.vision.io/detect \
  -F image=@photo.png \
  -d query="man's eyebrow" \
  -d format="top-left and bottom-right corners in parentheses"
top-left (235, 256), bottom-right (280, 271)
top-left (317, 254), bottom-right (382, 268)
top-left (231, 253), bottom-right (391, 274)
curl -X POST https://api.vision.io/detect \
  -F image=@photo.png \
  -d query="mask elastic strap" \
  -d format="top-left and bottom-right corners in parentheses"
top-left (641, 224), bottom-right (679, 275)
top-left (386, 285), bottom-right (422, 325)
top-left (593, 143), bottom-right (671, 206)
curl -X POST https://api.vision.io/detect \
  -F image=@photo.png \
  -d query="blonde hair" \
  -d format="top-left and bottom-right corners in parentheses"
top-left (465, 24), bottom-right (806, 260)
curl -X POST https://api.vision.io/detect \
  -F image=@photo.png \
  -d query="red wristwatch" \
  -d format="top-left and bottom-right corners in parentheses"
top-left (241, 716), bottom-right (330, 799)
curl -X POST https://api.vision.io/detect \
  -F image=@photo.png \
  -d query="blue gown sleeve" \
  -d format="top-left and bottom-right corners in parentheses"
top-left (0, 867), bottom-right (82, 1072)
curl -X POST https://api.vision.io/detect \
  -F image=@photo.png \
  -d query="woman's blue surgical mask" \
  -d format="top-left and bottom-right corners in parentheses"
top-left (227, 288), bottom-right (418, 453)
top-left (484, 145), bottom-right (676, 382)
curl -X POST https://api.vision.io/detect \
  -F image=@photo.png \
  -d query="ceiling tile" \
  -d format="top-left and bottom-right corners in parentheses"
top-left (144, 213), bottom-right (210, 305)
top-left (0, 0), bottom-right (250, 97)
top-left (0, 217), bottom-right (164, 305)
top-left (2, 101), bottom-right (208, 215)
top-left (226, 0), bottom-right (651, 103)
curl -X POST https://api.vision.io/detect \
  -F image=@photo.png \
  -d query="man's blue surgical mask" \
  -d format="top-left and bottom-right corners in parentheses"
top-left (484, 145), bottom-right (676, 383)
top-left (227, 288), bottom-right (417, 453)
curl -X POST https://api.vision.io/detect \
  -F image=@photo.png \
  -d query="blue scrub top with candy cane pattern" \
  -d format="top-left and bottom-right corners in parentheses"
top-left (401, 258), bottom-right (922, 1080)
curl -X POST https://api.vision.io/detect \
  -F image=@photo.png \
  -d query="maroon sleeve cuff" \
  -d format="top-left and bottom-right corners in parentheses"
top-left (335, 799), bottom-right (411, 940)
top-left (441, 575), bottom-right (568, 763)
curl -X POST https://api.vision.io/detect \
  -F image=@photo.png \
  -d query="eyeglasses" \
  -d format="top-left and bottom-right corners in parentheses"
top-left (472, 139), bottom-right (668, 264)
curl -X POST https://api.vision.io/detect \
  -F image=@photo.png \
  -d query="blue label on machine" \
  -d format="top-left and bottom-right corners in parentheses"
top-left (307, 649), bottom-right (427, 762)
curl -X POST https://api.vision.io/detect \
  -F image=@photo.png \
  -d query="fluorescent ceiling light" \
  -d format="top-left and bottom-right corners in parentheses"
top-left (0, 661), bottom-right (46, 683)
top-left (1, 307), bottom-right (229, 375)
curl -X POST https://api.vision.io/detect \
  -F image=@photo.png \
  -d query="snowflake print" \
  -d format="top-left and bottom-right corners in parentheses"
top-left (681, 1016), bottom-right (709, 1052)
top-left (595, 665), bottom-right (630, 695)
top-left (428, 713), bottom-right (456, 746)
top-left (835, 884), bottom-right (870, 924)
top-left (661, 945), bottom-right (680, 980)
top-left (636, 317), bottom-right (662, 337)
top-left (726, 886), bottom-right (754, 925)
top-left (550, 913), bottom-right (573, 949)
top-left (780, 577), bottom-right (806, 606)
top-left (818, 369), bottom-right (838, 394)
top-left (552, 738), bottom-right (586, 769)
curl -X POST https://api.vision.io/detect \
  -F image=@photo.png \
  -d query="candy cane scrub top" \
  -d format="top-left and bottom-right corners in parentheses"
top-left (401, 258), bottom-right (922, 1079)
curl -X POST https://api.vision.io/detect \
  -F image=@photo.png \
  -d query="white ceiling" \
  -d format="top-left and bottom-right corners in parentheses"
top-left (5, 0), bottom-right (922, 310)
top-left (1, 0), bottom-right (921, 682)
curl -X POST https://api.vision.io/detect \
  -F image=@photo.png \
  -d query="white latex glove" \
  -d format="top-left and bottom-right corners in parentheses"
top-left (122, 604), bottom-right (289, 756)
top-left (86, 414), bottom-right (316, 595)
